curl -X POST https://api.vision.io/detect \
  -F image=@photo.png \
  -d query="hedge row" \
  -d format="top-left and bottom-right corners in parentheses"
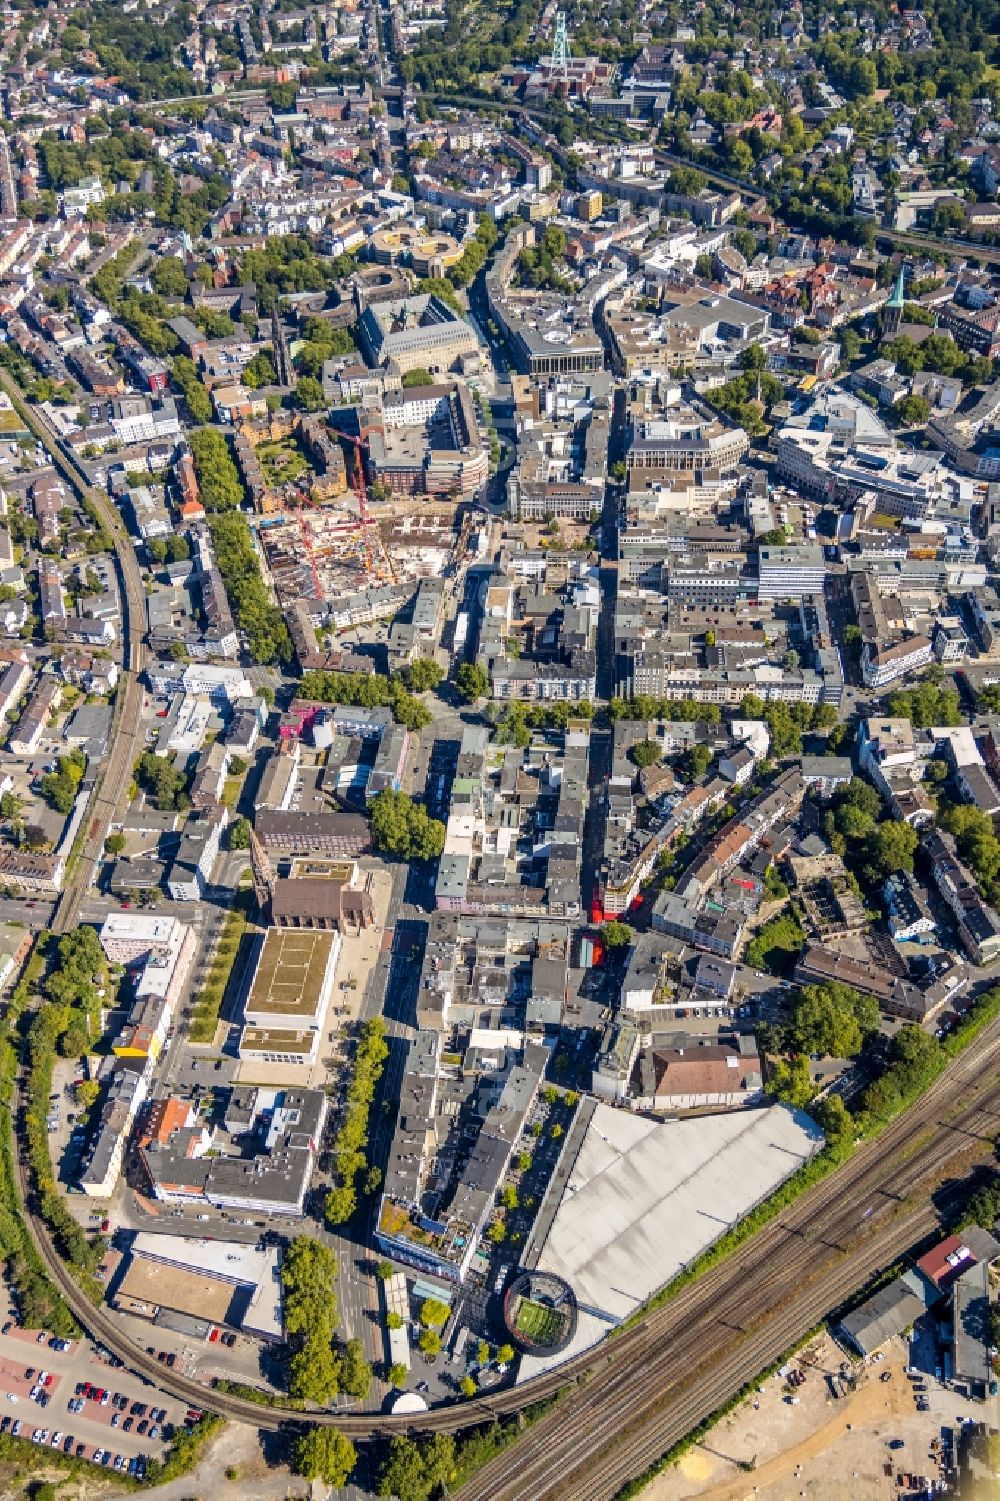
top-left (189, 910), bottom-right (246, 1043)
top-left (323, 1017), bottom-right (388, 1228)
top-left (24, 1005), bottom-right (106, 1300)
top-left (0, 938), bottom-right (79, 1337)
top-left (213, 1378), bottom-right (304, 1411)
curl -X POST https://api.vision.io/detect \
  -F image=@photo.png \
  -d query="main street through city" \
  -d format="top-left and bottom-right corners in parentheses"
top-left (4, 30), bottom-right (1000, 1498)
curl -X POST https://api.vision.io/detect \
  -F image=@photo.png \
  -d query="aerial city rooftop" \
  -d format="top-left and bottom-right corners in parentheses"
top-left (0, 0), bottom-right (997, 1494)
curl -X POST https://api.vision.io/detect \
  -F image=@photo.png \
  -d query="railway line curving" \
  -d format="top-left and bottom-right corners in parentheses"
top-left (0, 379), bottom-right (997, 1489)
top-left (6, 1014), bottom-right (1000, 1454)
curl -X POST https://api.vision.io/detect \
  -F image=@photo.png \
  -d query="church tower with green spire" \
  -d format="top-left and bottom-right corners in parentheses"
top-left (883, 264), bottom-right (906, 338)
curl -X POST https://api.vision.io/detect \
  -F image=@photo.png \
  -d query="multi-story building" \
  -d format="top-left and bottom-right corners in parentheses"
top-left (254, 810), bottom-right (372, 857)
top-left (79, 1062), bottom-right (151, 1198)
top-left (861, 634), bottom-right (933, 689)
top-left (883, 871), bottom-right (936, 943)
top-left (357, 293), bottom-right (478, 376)
top-left (757, 545), bottom-right (827, 601)
top-left (138, 1087), bottom-right (327, 1218)
top-left (485, 229), bottom-right (605, 376)
top-left (98, 913), bottom-right (191, 966)
top-left (166, 808), bottom-right (227, 900)
top-left (626, 410), bottom-right (750, 483)
top-left (238, 927), bottom-right (341, 1067)
top-left (924, 827), bottom-right (1000, 966)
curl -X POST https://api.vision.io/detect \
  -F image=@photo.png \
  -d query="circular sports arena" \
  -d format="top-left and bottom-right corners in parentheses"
top-left (503, 1271), bottom-right (577, 1356)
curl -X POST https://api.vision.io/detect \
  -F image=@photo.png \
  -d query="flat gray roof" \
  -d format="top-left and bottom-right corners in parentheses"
top-left (519, 1101), bottom-right (823, 1379)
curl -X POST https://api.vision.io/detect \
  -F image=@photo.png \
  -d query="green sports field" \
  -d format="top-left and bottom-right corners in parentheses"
top-left (510, 1295), bottom-right (566, 1347)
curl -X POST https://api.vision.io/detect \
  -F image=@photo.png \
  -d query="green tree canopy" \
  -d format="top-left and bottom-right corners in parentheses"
top-left (288, 1331), bottom-right (341, 1404)
top-left (862, 819), bottom-right (918, 881)
top-left (766, 1054), bottom-right (815, 1109)
top-left (746, 912), bottom-right (805, 974)
top-left (370, 791), bottom-right (445, 862)
top-left (602, 920), bottom-right (633, 949)
top-left (629, 739), bottom-right (660, 769)
top-left (281, 1237), bottom-right (339, 1336)
top-left (295, 375), bottom-right (326, 412)
top-left (293, 1428), bottom-right (356, 1486)
top-left (420, 1297), bottom-right (450, 1329)
top-left (151, 257), bottom-right (188, 298)
top-left (324, 1183), bottom-right (357, 1227)
top-left (339, 1337), bottom-right (372, 1400)
top-left (456, 661), bottom-right (490, 701)
top-left (418, 1328), bottom-right (442, 1356)
top-left (229, 816), bottom-right (251, 850)
top-left (791, 982), bottom-right (880, 1059)
top-left (401, 657), bottom-right (444, 693)
top-left (378, 1434), bottom-right (456, 1501)
top-left (680, 743), bottom-right (712, 780)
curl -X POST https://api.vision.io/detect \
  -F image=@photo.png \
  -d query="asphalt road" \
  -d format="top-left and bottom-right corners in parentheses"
top-left (12, 999), bottom-right (1000, 1448)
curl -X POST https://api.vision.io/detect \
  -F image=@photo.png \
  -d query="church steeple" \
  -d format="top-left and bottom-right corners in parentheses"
top-left (884, 264), bottom-right (906, 338)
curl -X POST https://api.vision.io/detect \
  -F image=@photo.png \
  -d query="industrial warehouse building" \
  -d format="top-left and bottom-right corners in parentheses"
top-left (112, 1232), bottom-right (284, 1342)
top-left (516, 1099), bottom-right (824, 1380)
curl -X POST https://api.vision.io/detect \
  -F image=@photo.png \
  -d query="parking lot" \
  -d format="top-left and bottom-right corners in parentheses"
top-left (0, 1290), bottom-right (196, 1483)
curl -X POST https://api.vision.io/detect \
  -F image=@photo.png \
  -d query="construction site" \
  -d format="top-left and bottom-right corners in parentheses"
top-left (254, 419), bottom-right (477, 612)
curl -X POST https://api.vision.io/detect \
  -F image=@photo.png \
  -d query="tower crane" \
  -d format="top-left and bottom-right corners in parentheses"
top-left (329, 426), bottom-right (399, 582)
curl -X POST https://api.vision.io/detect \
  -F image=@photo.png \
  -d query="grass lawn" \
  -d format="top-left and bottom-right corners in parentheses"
top-left (512, 1297), bottom-right (565, 1346)
top-left (258, 438), bottom-right (309, 487)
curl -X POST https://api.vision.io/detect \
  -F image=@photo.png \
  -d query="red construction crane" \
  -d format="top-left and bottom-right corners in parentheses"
top-left (329, 427), bottom-right (398, 582)
top-left (328, 425), bottom-right (374, 573)
top-left (297, 513), bottom-right (322, 599)
top-left (330, 426), bottom-right (370, 519)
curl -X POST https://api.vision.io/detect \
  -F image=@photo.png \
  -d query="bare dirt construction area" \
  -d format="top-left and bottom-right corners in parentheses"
top-left (641, 1332), bottom-right (988, 1501)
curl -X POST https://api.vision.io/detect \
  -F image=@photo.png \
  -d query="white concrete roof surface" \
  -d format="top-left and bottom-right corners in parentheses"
top-left (391, 1392), bottom-right (428, 1413)
top-left (518, 1102), bottom-right (823, 1380)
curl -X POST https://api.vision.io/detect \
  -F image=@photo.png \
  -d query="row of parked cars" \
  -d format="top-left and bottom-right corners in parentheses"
top-left (91, 1447), bottom-right (147, 1477)
top-left (0, 1323), bottom-right (71, 1353)
top-left (1, 1416), bottom-right (149, 1476)
top-left (69, 1383), bottom-right (169, 1437)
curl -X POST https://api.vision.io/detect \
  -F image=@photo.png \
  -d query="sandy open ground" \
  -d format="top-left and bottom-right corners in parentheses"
top-left (642, 1331), bottom-right (995, 1501)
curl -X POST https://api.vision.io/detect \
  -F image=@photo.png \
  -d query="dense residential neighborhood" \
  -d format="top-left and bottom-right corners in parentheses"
top-left (0, 0), bottom-right (998, 1496)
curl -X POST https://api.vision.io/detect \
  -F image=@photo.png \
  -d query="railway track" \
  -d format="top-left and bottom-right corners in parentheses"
top-left (1, 361), bottom-right (998, 1482)
top-left (7, 1011), bottom-right (1000, 1448)
top-left (454, 1059), bottom-right (1000, 1501)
